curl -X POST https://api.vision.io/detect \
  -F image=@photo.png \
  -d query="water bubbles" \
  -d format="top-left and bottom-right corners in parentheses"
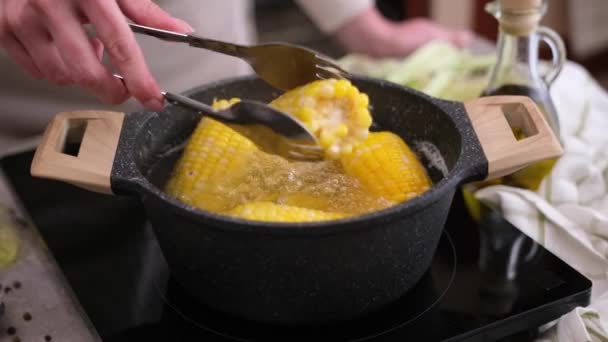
top-left (186, 149), bottom-right (391, 216)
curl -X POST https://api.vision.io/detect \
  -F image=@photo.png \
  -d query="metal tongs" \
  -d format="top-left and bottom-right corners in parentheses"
top-left (129, 23), bottom-right (348, 91)
top-left (161, 92), bottom-right (324, 161)
top-left (124, 23), bottom-right (354, 161)
top-left (114, 75), bottom-right (323, 161)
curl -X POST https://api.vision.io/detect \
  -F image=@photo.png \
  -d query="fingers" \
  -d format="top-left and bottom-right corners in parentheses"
top-left (13, 26), bottom-right (72, 85)
top-left (0, 32), bottom-right (44, 79)
top-left (0, 2), bottom-right (43, 78)
top-left (81, 0), bottom-right (163, 110)
top-left (90, 37), bottom-right (104, 61)
top-left (409, 19), bottom-right (452, 40)
top-left (4, 1), bottom-right (71, 85)
top-left (409, 19), bottom-right (473, 48)
top-left (1, 0), bottom-right (170, 110)
top-left (42, 0), bottom-right (128, 104)
top-left (118, 0), bottom-right (193, 33)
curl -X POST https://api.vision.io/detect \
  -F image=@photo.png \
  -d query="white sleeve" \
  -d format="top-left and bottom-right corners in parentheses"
top-left (295, 0), bottom-right (375, 33)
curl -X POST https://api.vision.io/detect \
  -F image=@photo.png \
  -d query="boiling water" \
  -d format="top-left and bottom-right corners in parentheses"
top-left (235, 153), bottom-right (393, 214)
top-left (161, 147), bottom-right (394, 216)
top-left (154, 133), bottom-right (448, 217)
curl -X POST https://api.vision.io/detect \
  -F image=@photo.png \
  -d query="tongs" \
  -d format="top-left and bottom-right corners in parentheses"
top-left (125, 23), bottom-right (353, 161)
top-left (114, 75), bottom-right (323, 161)
top-left (129, 23), bottom-right (348, 91)
top-left (162, 92), bottom-right (324, 161)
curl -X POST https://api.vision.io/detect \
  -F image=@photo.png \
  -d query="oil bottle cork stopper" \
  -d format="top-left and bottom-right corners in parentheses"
top-left (497, 0), bottom-right (543, 35)
top-left (499, 0), bottom-right (542, 11)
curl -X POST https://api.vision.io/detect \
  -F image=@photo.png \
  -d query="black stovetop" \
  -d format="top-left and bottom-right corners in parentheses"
top-left (1, 151), bottom-right (591, 341)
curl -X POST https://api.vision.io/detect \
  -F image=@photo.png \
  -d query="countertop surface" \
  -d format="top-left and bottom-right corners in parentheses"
top-left (0, 174), bottom-right (100, 342)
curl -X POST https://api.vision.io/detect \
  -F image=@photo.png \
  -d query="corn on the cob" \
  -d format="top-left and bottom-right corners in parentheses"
top-left (270, 79), bottom-right (372, 159)
top-left (165, 116), bottom-right (258, 212)
top-left (212, 97), bottom-right (284, 154)
top-left (340, 132), bottom-right (432, 202)
top-left (226, 201), bottom-right (345, 222)
top-left (165, 89), bottom-right (432, 223)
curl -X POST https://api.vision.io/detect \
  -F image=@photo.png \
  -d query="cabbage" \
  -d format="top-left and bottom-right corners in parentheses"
top-left (338, 41), bottom-right (496, 101)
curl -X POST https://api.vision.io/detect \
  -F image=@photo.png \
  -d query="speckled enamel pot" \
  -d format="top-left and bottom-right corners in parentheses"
top-left (31, 75), bottom-right (562, 324)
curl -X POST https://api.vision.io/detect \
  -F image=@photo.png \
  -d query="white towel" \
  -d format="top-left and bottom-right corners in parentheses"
top-left (474, 61), bottom-right (608, 341)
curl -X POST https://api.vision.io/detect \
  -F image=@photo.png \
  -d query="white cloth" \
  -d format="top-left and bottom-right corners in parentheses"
top-left (474, 61), bottom-right (608, 341)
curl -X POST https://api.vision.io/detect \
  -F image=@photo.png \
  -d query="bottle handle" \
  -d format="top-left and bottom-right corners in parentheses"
top-left (537, 26), bottom-right (566, 86)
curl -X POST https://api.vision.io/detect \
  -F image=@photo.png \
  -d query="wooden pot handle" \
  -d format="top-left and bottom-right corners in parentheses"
top-left (30, 111), bottom-right (125, 194)
top-left (464, 96), bottom-right (563, 180)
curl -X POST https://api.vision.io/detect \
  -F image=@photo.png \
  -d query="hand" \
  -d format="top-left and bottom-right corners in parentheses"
top-left (0, 0), bottom-right (193, 110)
top-left (335, 6), bottom-right (473, 57)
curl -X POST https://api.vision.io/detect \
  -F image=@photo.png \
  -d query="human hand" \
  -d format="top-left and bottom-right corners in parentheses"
top-left (0, 0), bottom-right (193, 111)
top-left (335, 6), bottom-right (473, 57)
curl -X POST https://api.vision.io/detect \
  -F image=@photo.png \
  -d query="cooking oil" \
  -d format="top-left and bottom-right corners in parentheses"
top-left (463, 0), bottom-right (566, 220)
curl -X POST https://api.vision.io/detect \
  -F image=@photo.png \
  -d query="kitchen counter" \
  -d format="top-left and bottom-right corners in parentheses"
top-left (0, 151), bottom-right (165, 340)
top-left (0, 179), bottom-right (100, 342)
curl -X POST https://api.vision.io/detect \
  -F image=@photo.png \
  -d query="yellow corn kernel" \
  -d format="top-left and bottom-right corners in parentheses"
top-left (297, 107), bottom-right (314, 123)
top-left (347, 86), bottom-right (359, 98)
top-left (319, 131), bottom-right (336, 149)
top-left (270, 79), bottom-right (372, 159)
top-left (340, 132), bottom-right (432, 202)
top-left (357, 93), bottom-right (369, 108)
top-left (355, 108), bottom-right (372, 127)
top-left (226, 201), bottom-right (345, 222)
top-left (335, 124), bottom-right (348, 138)
top-left (334, 79), bottom-right (350, 97)
top-left (165, 117), bottom-right (257, 212)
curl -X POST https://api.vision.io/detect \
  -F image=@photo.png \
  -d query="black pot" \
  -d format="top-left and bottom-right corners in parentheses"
top-left (30, 76), bottom-right (561, 324)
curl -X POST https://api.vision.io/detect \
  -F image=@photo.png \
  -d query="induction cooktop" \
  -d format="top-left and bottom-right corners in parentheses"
top-left (1, 151), bottom-right (591, 341)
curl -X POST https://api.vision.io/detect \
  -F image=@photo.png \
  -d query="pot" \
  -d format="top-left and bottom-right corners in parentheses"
top-left (30, 76), bottom-right (562, 324)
